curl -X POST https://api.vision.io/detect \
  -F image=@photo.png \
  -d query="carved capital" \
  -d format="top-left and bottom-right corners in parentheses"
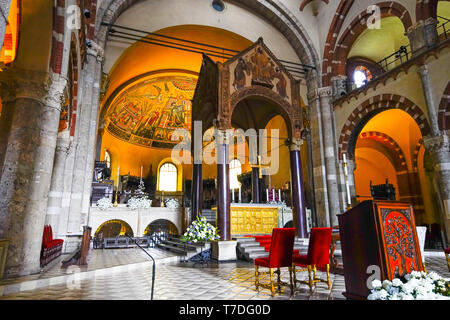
top-left (317, 86), bottom-right (333, 99)
top-left (424, 134), bottom-right (450, 154)
top-left (289, 137), bottom-right (304, 151)
top-left (417, 64), bottom-right (429, 77)
top-left (86, 40), bottom-right (105, 62)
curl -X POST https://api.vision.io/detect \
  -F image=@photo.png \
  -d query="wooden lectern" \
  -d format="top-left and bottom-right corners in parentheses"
top-left (338, 200), bottom-right (424, 300)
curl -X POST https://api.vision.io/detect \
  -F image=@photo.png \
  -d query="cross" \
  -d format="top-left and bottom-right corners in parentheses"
top-left (250, 155), bottom-right (271, 179)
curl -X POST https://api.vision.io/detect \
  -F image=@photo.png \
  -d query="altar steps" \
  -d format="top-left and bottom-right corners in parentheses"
top-left (235, 236), bottom-right (309, 262)
top-left (156, 236), bottom-right (211, 259)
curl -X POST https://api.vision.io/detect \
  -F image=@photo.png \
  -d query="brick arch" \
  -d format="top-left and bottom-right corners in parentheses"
top-left (358, 131), bottom-right (407, 172)
top-left (50, 0), bottom-right (66, 74)
top-left (438, 81), bottom-right (450, 131)
top-left (416, 0), bottom-right (439, 22)
top-left (322, 0), bottom-right (355, 86)
top-left (412, 138), bottom-right (424, 171)
top-left (338, 94), bottom-right (431, 160)
top-left (332, 2), bottom-right (413, 78)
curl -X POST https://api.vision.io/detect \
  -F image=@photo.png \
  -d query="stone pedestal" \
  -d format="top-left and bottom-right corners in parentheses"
top-left (211, 240), bottom-right (237, 261)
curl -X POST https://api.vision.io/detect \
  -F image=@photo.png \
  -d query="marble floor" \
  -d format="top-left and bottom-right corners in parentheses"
top-left (0, 250), bottom-right (448, 300)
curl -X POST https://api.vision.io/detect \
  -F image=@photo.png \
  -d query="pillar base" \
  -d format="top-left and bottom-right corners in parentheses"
top-left (211, 240), bottom-right (237, 261)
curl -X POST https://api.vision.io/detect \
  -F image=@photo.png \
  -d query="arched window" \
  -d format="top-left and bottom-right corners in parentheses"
top-left (159, 163), bottom-right (177, 192)
top-left (353, 66), bottom-right (373, 88)
top-left (104, 150), bottom-right (111, 168)
top-left (229, 159), bottom-right (242, 189)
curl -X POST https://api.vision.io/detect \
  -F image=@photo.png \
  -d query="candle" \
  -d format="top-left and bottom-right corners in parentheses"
top-left (272, 189), bottom-right (275, 202)
top-left (238, 186), bottom-right (242, 203)
top-left (278, 189), bottom-right (281, 202)
top-left (140, 166), bottom-right (143, 181)
top-left (266, 189), bottom-right (269, 202)
top-left (117, 166), bottom-right (120, 187)
top-left (232, 188), bottom-right (235, 203)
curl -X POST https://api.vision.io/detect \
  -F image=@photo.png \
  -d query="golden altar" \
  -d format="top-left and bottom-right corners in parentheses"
top-left (212, 204), bottom-right (283, 235)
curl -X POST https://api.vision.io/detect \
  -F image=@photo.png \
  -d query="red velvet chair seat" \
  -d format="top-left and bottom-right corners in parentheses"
top-left (254, 257), bottom-right (270, 268)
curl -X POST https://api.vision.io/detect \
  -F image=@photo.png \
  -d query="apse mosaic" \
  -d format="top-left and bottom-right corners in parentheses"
top-left (105, 76), bottom-right (196, 148)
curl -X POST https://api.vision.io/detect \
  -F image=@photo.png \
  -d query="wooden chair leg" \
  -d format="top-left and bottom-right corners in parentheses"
top-left (446, 253), bottom-right (450, 272)
top-left (326, 264), bottom-right (331, 290)
top-left (292, 264), bottom-right (297, 289)
top-left (288, 266), bottom-right (294, 296)
top-left (269, 268), bottom-right (275, 297)
top-left (307, 265), bottom-right (313, 292)
top-left (254, 265), bottom-right (259, 291)
top-left (276, 268), bottom-right (281, 292)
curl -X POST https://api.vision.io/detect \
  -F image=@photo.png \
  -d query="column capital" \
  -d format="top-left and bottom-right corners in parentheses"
top-left (289, 137), bottom-right (304, 151)
top-left (424, 134), bottom-right (450, 154)
top-left (0, 70), bottom-right (67, 111)
top-left (86, 40), bottom-right (105, 63)
top-left (316, 86), bottom-right (333, 98)
top-left (417, 64), bottom-right (430, 77)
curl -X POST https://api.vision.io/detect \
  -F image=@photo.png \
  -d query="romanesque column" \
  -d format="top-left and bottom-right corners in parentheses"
top-left (290, 138), bottom-right (308, 238)
top-left (45, 135), bottom-right (71, 234)
top-left (345, 155), bottom-right (357, 205)
top-left (424, 135), bottom-right (450, 241)
top-left (67, 44), bottom-right (103, 234)
top-left (0, 0), bottom-right (12, 50)
top-left (216, 130), bottom-right (231, 241)
top-left (0, 70), bottom-right (66, 277)
top-left (418, 65), bottom-right (440, 136)
top-left (318, 86), bottom-right (341, 227)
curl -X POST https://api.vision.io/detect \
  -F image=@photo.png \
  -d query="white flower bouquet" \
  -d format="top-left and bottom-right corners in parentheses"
top-left (181, 215), bottom-right (220, 243)
top-left (165, 198), bottom-right (180, 209)
top-left (96, 197), bottom-right (113, 210)
top-left (127, 195), bottom-right (152, 210)
top-left (368, 271), bottom-right (450, 300)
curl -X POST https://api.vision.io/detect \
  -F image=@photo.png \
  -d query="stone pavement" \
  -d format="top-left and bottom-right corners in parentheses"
top-left (0, 248), bottom-right (448, 300)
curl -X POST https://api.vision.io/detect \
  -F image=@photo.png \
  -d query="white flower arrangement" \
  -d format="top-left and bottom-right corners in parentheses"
top-left (181, 215), bottom-right (220, 243)
top-left (368, 271), bottom-right (450, 300)
top-left (165, 198), bottom-right (180, 209)
top-left (127, 195), bottom-right (152, 210)
top-left (96, 197), bottom-right (113, 210)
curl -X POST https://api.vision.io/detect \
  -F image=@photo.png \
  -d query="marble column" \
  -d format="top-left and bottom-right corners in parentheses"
top-left (216, 131), bottom-right (231, 241)
top-left (418, 65), bottom-right (440, 136)
top-left (252, 167), bottom-right (260, 203)
top-left (346, 156), bottom-right (357, 205)
top-left (0, 70), bottom-right (66, 277)
top-left (318, 86), bottom-right (341, 227)
top-left (0, 97), bottom-right (14, 176)
top-left (424, 135), bottom-right (450, 242)
top-left (191, 163), bottom-right (203, 220)
top-left (290, 138), bottom-right (308, 238)
top-left (45, 135), bottom-right (71, 234)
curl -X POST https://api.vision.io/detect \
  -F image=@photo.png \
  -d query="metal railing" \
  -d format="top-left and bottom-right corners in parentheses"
top-left (344, 20), bottom-right (449, 96)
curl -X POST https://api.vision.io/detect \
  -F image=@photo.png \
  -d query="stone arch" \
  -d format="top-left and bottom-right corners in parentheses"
top-left (416, 0), bottom-right (439, 22)
top-left (338, 94), bottom-right (431, 160)
top-left (412, 138), bottom-right (424, 171)
top-left (144, 219), bottom-right (179, 236)
top-left (357, 131), bottom-right (408, 172)
top-left (94, 219), bottom-right (135, 237)
top-left (95, 0), bottom-right (319, 68)
top-left (332, 2), bottom-right (413, 78)
top-left (229, 86), bottom-right (299, 140)
top-left (438, 81), bottom-right (450, 131)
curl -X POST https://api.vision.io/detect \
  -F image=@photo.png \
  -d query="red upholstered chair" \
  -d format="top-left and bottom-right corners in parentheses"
top-left (254, 228), bottom-right (296, 296)
top-left (292, 228), bottom-right (332, 292)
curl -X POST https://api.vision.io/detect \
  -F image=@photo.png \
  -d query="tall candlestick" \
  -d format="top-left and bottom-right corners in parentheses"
top-left (232, 188), bottom-right (235, 203)
top-left (117, 166), bottom-right (120, 187)
top-left (140, 166), bottom-right (143, 182)
top-left (272, 189), bottom-right (275, 202)
top-left (278, 189), bottom-right (281, 202)
top-left (238, 186), bottom-right (242, 203)
top-left (266, 189), bottom-right (269, 202)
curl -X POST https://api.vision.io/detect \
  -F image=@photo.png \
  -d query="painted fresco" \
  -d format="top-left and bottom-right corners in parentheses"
top-left (229, 45), bottom-right (292, 104)
top-left (105, 76), bottom-right (196, 148)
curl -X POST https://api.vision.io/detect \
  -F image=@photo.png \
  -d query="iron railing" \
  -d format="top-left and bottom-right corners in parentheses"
top-left (344, 20), bottom-right (449, 95)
